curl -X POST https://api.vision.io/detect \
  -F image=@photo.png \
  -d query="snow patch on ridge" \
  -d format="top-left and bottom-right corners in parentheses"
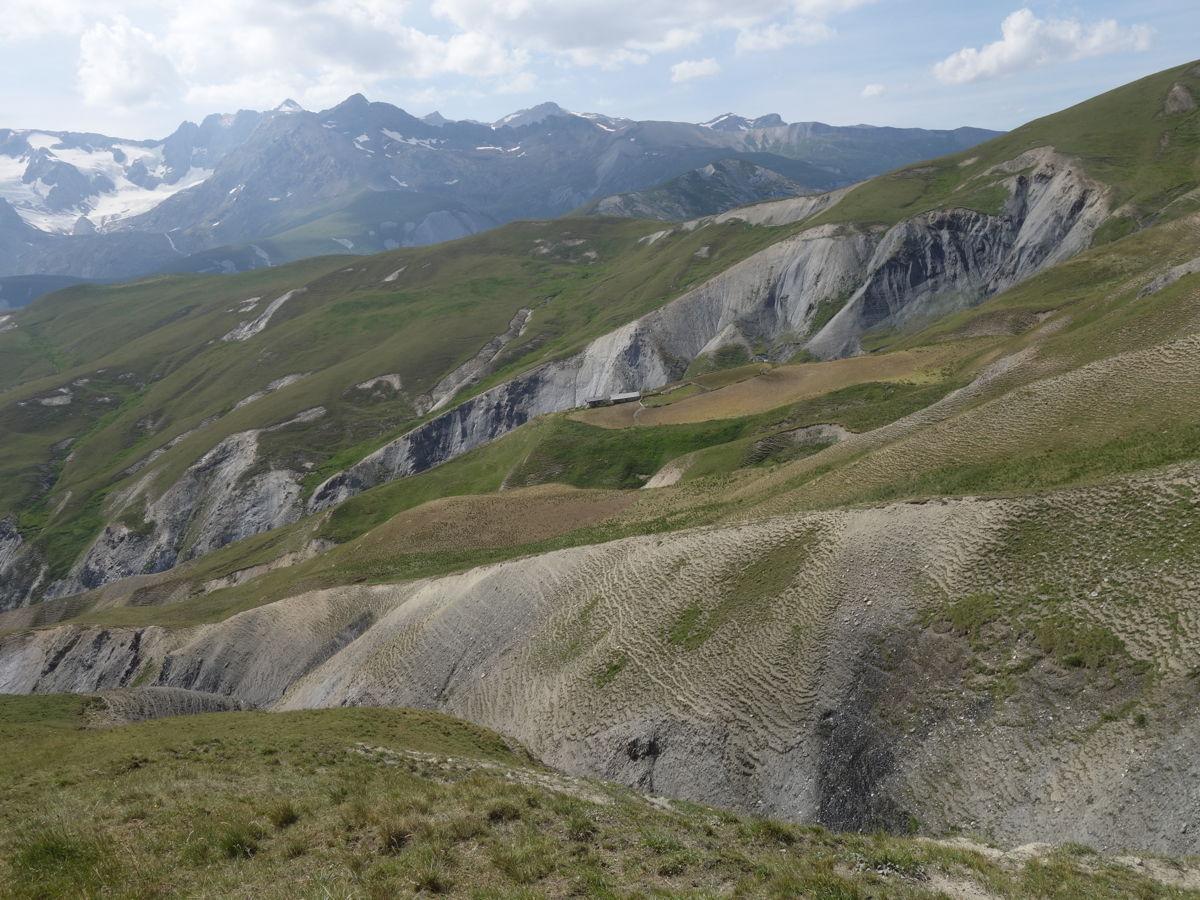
top-left (0, 137), bottom-right (212, 234)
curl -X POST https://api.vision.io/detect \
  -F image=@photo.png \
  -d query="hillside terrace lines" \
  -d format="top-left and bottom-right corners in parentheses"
top-left (353, 484), bottom-right (632, 557)
top-left (894, 472), bottom-right (1200, 850)
top-left (3, 465), bottom-right (1200, 849)
top-left (857, 335), bottom-right (1200, 496)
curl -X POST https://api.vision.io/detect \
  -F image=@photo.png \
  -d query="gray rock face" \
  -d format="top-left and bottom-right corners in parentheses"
top-left (91, 687), bottom-right (246, 724)
top-left (1165, 83), bottom-right (1197, 115)
top-left (48, 412), bottom-right (320, 599)
top-left (809, 148), bottom-right (1107, 357)
top-left (312, 147), bottom-right (1106, 509)
top-left (0, 624), bottom-right (171, 694)
top-left (419, 307), bottom-right (534, 415)
top-left (0, 516), bottom-right (46, 609)
top-left (699, 185), bottom-right (854, 228)
top-left (221, 288), bottom-right (304, 341)
top-left (1139, 254), bottom-right (1200, 296)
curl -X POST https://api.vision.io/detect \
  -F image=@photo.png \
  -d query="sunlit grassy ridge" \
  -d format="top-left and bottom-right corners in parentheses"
top-left (2, 696), bottom-right (1194, 899)
top-left (810, 60), bottom-right (1200, 230)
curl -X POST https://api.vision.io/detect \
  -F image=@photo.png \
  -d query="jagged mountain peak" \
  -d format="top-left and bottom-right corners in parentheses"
top-left (701, 112), bottom-right (787, 132)
top-left (0, 85), bottom-right (1005, 282)
top-left (493, 101), bottom-right (572, 129)
top-left (700, 112), bottom-right (750, 132)
top-left (318, 94), bottom-right (429, 140)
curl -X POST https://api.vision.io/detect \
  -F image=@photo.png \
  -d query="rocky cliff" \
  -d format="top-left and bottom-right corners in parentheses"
top-left (312, 147), bottom-right (1107, 509)
top-left (810, 149), bottom-right (1108, 357)
top-left (44, 409), bottom-right (324, 601)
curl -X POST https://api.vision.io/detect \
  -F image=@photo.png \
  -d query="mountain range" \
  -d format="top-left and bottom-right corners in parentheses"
top-left (0, 97), bottom-right (999, 290)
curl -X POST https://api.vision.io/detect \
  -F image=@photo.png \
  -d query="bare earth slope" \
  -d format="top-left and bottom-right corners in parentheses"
top-left (3, 465), bottom-right (1198, 854)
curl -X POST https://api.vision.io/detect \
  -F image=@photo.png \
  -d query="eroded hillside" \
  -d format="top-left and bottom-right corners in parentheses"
top-left (1, 60), bottom-right (1199, 861)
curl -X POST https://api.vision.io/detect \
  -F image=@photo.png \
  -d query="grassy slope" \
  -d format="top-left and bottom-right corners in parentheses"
top-left (39, 201), bottom-right (1199, 633)
top-left (810, 60), bottom-right (1200, 230)
top-left (3, 61), bottom-right (1197, 591)
top-left (0, 214), bottom-right (806, 581)
top-left (1, 61), bottom-right (1198, 635)
top-left (38, 360), bottom-right (970, 630)
top-left (1, 695), bottom-right (1192, 899)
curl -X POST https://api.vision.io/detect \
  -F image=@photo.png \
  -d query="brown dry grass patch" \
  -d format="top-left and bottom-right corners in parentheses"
top-left (354, 484), bottom-right (635, 555)
top-left (572, 346), bottom-right (967, 429)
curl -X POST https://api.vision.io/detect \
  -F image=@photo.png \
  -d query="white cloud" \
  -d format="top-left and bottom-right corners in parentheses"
top-left (8, 1), bottom-right (534, 113)
top-left (671, 58), bottom-right (721, 83)
top-left (934, 8), bottom-right (1152, 85)
top-left (6, 0), bottom-right (872, 117)
top-left (861, 82), bottom-right (885, 98)
top-left (736, 20), bottom-right (834, 53)
top-left (77, 16), bottom-right (181, 109)
top-left (495, 71), bottom-right (539, 94)
top-left (433, 0), bottom-right (872, 66)
top-left (0, 0), bottom-right (136, 40)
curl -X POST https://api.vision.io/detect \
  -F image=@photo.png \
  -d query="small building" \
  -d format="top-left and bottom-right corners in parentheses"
top-left (610, 391), bottom-right (641, 405)
top-left (584, 396), bottom-right (608, 408)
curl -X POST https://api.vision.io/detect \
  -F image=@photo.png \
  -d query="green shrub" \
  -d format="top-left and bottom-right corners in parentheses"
top-left (404, 845), bottom-right (455, 893)
top-left (486, 800), bottom-right (524, 823)
top-left (640, 828), bottom-right (684, 854)
top-left (378, 817), bottom-right (418, 853)
top-left (266, 799), bottom-right (300, 829)
top-left (1034, 617), bottom-right (1126, 670)
top-left (217, 822), bottom-right (263, 860)
top-left (945, 593), bottom-right (999, 639)
top-left (567, 813), bottom-right (598, 843)
top-left (490, 833), bottom-right (557, 883)
top-left (12, 827), bottom-right (110, 890)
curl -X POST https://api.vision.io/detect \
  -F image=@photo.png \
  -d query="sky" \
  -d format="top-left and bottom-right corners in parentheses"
top-left (0, 0), bottom-right (1196, 139)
